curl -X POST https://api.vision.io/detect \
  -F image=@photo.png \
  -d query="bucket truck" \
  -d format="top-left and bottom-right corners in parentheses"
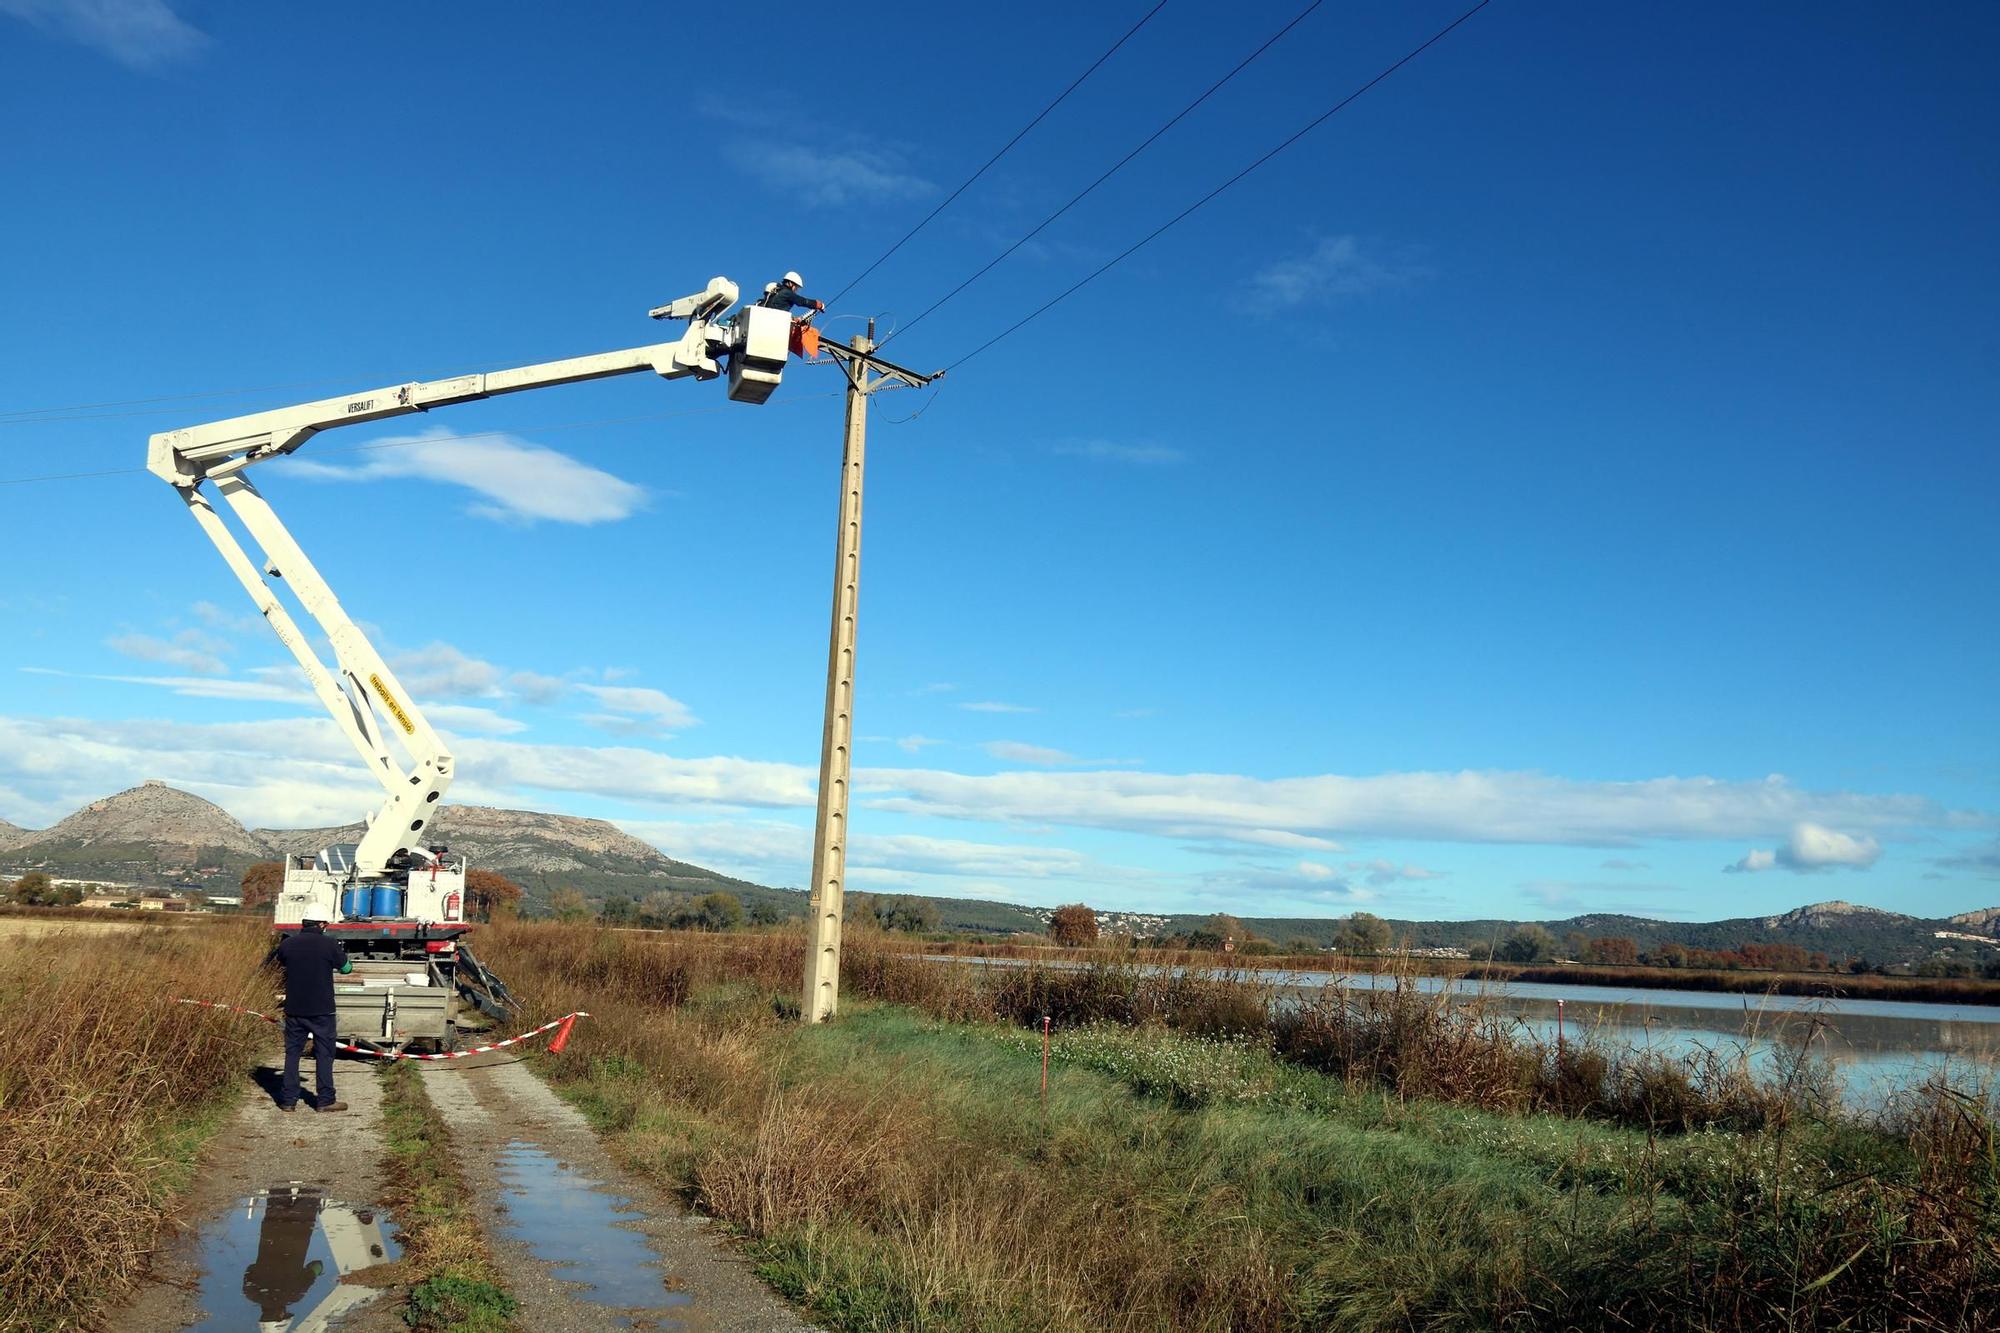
top-left (147, 281), bottom-right (792, 1050)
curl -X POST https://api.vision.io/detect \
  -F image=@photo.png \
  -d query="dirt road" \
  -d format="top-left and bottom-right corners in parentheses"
top-left (112, 1050), bottom-right (813, 1331)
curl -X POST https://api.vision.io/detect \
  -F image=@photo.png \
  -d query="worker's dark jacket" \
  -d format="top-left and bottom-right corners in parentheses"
top-left (276, 930), bottom-right (349, 1017)
top-left (758, 285), bottom-right (816, 311)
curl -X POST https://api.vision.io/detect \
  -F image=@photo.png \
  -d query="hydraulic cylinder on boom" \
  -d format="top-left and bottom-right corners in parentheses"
top-left (146, 281), bottom-right (790, 1044)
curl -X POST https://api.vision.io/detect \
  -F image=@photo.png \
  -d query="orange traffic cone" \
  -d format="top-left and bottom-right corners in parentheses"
top-left (548, 1014), bottom-right (576, 1054)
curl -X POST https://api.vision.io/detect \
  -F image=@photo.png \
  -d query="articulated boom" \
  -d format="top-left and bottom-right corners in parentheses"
top-left (151, 281), bottom-right (788, 896)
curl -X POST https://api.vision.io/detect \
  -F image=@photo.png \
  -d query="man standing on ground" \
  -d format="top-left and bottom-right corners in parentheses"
top-left (275, 918), bottom-right (351, 1113)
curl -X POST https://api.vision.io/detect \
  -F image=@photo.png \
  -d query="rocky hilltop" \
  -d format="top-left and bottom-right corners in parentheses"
top-left (1759, 900), bottom-right (1913, 931)
top-left (14, 782), bottom-right (269, 861)
top-left (1950, 906), bottom-right (2000, 935)
top-left (0, 818), bottom-right (26, 852)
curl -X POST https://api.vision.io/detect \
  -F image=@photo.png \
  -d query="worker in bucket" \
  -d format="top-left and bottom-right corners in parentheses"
top-left (757, 271), bottom-right (824, 314)
top-left (275, 918), bottom-right (353, 1113)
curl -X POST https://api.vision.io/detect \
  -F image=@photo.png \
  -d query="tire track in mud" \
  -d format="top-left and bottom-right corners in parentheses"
top-left (418, 1060), bottom-right (815, 1333)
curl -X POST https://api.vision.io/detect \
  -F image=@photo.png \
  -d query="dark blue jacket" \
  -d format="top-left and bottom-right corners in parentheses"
top-left (276, 930), bottom-right (349, 1017)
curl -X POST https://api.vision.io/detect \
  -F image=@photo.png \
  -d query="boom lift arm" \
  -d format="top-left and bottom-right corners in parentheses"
top-left (147, 279), bottom-right (789, 877)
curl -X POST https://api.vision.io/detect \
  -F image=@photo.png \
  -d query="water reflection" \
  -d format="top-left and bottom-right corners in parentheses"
top-left (188, 1184), bottom-right (398, 1331)
top-left (492, 1140), bottom-right (688, 1323)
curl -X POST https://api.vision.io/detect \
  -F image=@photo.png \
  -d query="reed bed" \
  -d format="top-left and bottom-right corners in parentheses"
top-left (0, 917), bottom-right (267, 1331)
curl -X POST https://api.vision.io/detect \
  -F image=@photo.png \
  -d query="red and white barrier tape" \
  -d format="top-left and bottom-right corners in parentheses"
top-left (173, 998), bottom-right (591, 1061)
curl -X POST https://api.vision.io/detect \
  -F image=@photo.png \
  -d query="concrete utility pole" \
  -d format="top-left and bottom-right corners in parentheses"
top-left (801, 326), bottom-right (939, 1024)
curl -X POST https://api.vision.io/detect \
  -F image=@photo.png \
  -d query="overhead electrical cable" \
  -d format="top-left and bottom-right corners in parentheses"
top-left (883, 0), bottom-right (1326, 347)
top-left (824, 0), bottom-right (1171, 308)
top-left (943, 0), bottom-right (1495, 374)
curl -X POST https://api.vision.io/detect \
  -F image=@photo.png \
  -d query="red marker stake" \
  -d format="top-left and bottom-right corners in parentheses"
top-left (1556, 999), bottom-right (1565, 1063)
top-left (1041, 1014), bottom-right (1051, 1103)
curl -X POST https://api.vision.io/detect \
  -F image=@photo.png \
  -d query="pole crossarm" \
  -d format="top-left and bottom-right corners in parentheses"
top-left (811, 339), bottom-right (943, 395)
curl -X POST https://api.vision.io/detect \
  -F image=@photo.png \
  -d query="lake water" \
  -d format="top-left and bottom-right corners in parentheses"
top-left (925, 954), bottom-right (2000, 1110)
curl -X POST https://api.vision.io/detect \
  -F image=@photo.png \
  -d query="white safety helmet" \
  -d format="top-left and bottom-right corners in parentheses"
top-left (783, 270), bottom-right (804, 288)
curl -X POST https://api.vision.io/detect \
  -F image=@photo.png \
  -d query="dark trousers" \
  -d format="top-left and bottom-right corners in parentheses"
top-left (282, 1013), bottom-right (337, 1108)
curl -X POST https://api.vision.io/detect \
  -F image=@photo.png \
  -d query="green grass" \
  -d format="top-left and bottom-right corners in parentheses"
top-left (378, 1063), bottom-right (517, 1332)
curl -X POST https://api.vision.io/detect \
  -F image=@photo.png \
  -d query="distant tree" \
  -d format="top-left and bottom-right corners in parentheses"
top-left (1584, 936), bottom-right (1639, 966)
top-left (878, 896), bottom-right (939, 934)
top-left (1204, 914), bottom-right (1247, 948)
top-left (1183, 929), bottom-right (1224, 951)
top-left (1048, 903), bottom-right (1099, 947)
top-left (1496, 924), bottom-right (1558, 964)
top-left (637, 890), bottom-right (681, 929)
top-left (671, 891), bottom-right (742, 932)
top-left (1564, 931), bottom-right (1589, 961)
top-left (7, 872), bottom-right (55, 906)
top-left (464, 869), bottom-right (524, 921)
top-left (1334, 912), bottom-right (1393, 955)
top-left (598, 896), bottom-right (637, 927)
top-left (748, 899), bottom-right (790, 927)
top-left (239, 862), bottom-right (284, 911)
top-left (1984, 957), bottom-right (2000, 981)
top-left (1466, 941), bottom-right (1493, 962)
top-left (548, 888), bottom-right (591, 923)
top-left (1285, 935), bottom-right (1321, 955)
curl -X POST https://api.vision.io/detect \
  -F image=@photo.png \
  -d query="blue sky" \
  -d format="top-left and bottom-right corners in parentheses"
top-left (2, 1), bottom-right (1995, 923)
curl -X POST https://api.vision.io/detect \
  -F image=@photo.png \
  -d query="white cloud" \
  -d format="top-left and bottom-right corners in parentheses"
top-left (284, 429), bottom-right (646, 525)
top-left (960, 701), bottom-right (1037, 714)
top-left (576, 685), bottom-right (697, 732)
top-left (427, 704), bottom-right (528, 737)
top-left (1053, 440), bottom-right (1187, 466)
top-left (191, 600), bottom-right (261, 635)
top-left (1600, 858), bottom-right (1649, 871)
top-left (106, 629), bottom-right (228, 675)
top-left (0, 0), bottom-right (206, 69)
top-left (1247, 234), bottom-right (1428, 311)
top-left (893, 734), bottom-right (943, 754)
top-left (391, 642), bottom-right (504, 699)
top-left (983, 740), bottom-right (1076, 766)
top-left (1347, 858), bottom-right (1444, 887)
top-left (22, 666), bottom-right (310, 705)
top-left (725, 141), bottom-right (932, 208)
top-left (1728, 821), bottom-right (1883, 874)
top-left (0, 712), bottom-right (1981, 882)
top-left (506, 670), bottom-right (569, 706)
top-left (858, 768), bottom-right (1974, 851)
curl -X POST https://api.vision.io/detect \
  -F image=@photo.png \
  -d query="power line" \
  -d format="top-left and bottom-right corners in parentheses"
top-left (944, 0), bottom-right (1495, 374)
top-left (884, 0), bottom-right (1325, 348)
top-left (824, 0), bottom-right (1171, 308)
top-left (0, 391), bottom-right (845, 487)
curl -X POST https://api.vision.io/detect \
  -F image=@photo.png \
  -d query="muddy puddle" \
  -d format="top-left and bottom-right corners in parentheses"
top-left (494, 1140), bottom-right (690, 1323)
top-left (187, 1183), bottom-right (399, 1331)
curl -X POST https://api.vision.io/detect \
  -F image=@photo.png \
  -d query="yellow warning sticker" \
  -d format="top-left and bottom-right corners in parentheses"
top-left (369, 673), bottom-right (416, 735)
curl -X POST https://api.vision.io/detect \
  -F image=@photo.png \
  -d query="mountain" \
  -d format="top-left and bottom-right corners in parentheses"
top-left (1758, 900), bottom-right (1913, 931)
top-left (257, 805), bottom-right (780, 911)
top-left (1, 782), bottom-right (271, 888)
top-left (0, 818), bottom-right (27, 852)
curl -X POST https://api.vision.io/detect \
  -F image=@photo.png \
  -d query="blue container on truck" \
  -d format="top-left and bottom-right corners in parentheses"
top-left (369, 886), bottom-right (405, 918)
top-left (340, 887), bottom-right (365, 918)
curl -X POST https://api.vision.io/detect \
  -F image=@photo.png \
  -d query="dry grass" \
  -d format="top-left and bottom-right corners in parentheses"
top-left (0, 918), bottom-right (266, 1331)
